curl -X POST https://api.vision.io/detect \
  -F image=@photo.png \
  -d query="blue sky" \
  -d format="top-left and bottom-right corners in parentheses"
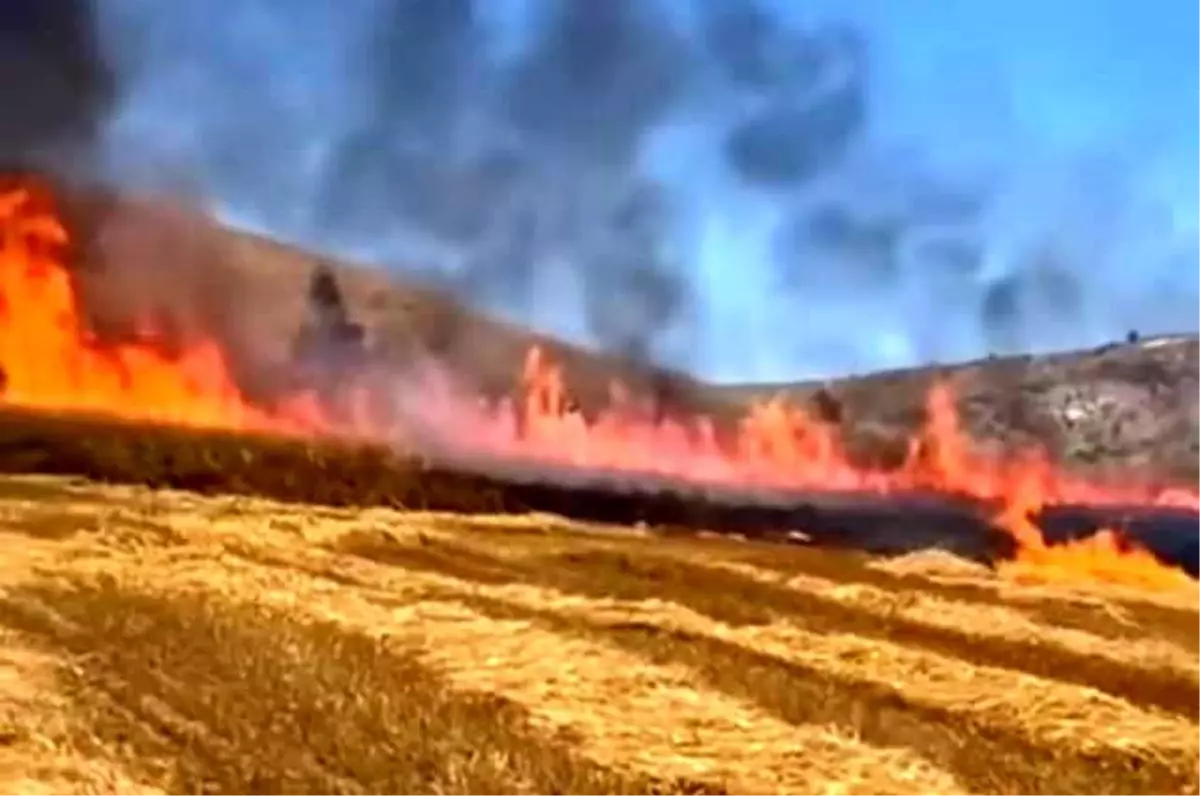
top-left (672, 0), bottom-right (1199, 381)
top-left (100, 0), bottom-right (1199, 383)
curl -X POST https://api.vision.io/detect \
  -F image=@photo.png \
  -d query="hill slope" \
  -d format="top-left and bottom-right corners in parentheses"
top-left (60, 187), bottom-right (728, 421)
top-left (718, 334), bottom-right (1200, 481)
top-left (0, 474), bottom-right (1195, 795)
top-left (59, 186), bottom-right (1200, 482)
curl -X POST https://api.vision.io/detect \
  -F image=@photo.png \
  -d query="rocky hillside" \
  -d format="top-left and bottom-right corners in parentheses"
top-left (720, 335), bottom-right (1200, 482)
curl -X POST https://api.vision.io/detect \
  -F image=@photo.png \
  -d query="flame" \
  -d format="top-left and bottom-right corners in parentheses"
top-left (0, 176), bottom-right (1194, 591)
top-left (0, 180), bottom-right (325, 434)
top-left (998, 529), bottom-right (1197, 591)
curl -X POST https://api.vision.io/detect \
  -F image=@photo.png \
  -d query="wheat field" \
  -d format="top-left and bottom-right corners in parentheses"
top-left (0, 474), bottom-right (1193, 795)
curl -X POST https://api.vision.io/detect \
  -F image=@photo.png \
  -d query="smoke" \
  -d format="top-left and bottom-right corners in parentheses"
top-left (316, 0), bottom-right (698, 363)
top-left (34, 0), bottom-right (1200, 382)
top-left (0, 0), bottom-right (117, 176)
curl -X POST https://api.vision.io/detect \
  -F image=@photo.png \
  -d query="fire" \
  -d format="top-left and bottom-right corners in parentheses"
top-left (0, 180), bottom-right (324, 434)
top-left (998, 529), bottom-right (1197, 591)
top-left (0, 176), bottom-right (1194, 591)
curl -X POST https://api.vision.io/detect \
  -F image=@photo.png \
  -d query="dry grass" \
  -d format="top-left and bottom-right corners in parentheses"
top-left (0, 474), bottom-right (1193, 795)
top-left (0, 405), bottom-right (838, 528)
top-left (0, 404), bottom-right (1031, 565)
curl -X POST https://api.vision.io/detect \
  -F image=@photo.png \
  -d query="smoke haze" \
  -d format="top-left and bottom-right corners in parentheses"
top-left (0, 0), bottom-right (117, 175)
top-left (8, 0), bottom-right (1200, 382)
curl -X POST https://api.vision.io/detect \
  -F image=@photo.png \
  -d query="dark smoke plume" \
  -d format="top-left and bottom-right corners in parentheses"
top-left (37, 0), bottom-right (1191, 384)
top-left (84, 0), bottom-right (879, 361)
top-left (0, 0), bottom-right (116, 174)
top-left (719, 24), bottom-right (868, 187)
top-left (0, 0), bottom-right (130, 348)
top-left (504, 0), bottom-right (691, 165)
top-left (703, 0), bottom-right (796, 91)
top-left (316, 0), bottom-right (699, 366)
top-left (2, 0), bottom-right (1180, 386)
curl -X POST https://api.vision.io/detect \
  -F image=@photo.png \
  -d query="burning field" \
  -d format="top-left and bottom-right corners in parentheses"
top-left (0, 175), bottom-right (1196, 578)
top-left (0, 175), bottom-right (1194, 794)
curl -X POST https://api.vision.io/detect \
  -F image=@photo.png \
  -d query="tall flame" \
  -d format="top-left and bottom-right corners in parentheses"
top-left (0, 177), bottom-right (1194, 590)
top-left (0, 181), bottom-right (323, 433)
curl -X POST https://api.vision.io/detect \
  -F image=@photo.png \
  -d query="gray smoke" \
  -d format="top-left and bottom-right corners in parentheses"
top-left (85, 0), bottom-right (846, 366)
top-left (312, 0), bottom-right (701, 362)
top-left (0, 0), bottom-right (117, 176)
top-left (716, 19), bottom-right (868, 187)
top-left (32, 0), bottom-right (1197, 381)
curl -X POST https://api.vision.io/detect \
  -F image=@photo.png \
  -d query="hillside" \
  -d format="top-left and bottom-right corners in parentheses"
top-left (0, 474), bottom-right (1195, 795)
top-left (719, 334), bottom-right (1200, 482)
top-left (58, 187), bottom-right (729, 422)
top-left (58, 185), bottom-right (1200, 483)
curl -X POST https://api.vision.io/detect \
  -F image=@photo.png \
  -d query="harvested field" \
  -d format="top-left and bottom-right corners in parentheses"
top-left (0, 474), bottom-right (1195, 795)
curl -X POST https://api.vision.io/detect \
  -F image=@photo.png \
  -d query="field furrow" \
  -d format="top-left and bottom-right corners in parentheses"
top-left (0, 475), bottom-right (1194, 795)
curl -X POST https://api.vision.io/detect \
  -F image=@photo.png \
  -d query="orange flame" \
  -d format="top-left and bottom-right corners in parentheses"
top-left (0, 182), bottom-right (324, 434)
top-left (998, 529), bottom-right (1197, 591)
top-left (0, 177), bottom-right (1194, 591)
